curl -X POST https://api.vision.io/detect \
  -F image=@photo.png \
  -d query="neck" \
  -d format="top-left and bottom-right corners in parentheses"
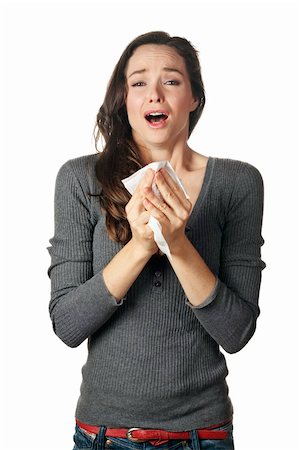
top-left (138, 142), bottom-right (195, 172)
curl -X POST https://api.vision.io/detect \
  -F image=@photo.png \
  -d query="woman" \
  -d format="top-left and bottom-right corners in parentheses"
top-left (47, 31), bottom-right (265, 450)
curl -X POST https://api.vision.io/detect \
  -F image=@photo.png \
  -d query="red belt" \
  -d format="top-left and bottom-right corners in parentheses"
top-left (76, 419), bottom-right (229, 445)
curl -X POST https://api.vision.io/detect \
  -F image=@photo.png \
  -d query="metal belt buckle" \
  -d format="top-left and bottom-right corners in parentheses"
top-left (127, 428), bottom-right (147, 443)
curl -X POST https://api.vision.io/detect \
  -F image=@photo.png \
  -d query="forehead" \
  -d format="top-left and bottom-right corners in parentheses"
top-left (126, 44), bottom-right (187, 76)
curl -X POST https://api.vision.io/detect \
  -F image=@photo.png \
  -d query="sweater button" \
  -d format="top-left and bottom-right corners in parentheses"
top-left (154, 281), bottom-right (162, 287)
top-left (154, 271), bottom-right (162, 278)
top-left (185, 226), bottom-right (191, 233)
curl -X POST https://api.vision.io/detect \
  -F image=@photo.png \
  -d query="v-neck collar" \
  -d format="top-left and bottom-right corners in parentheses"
top-left (187, 156), bottom-right (215, 226)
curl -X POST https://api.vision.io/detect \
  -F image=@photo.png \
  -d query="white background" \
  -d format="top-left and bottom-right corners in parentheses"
top-left (1, 0), bottom-right (298, 449)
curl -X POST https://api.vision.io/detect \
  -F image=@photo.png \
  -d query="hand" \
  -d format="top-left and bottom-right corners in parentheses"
top-left (143, 168), bottom-right (192, 254)
top-left (125, 169), bottom-right (159, 256)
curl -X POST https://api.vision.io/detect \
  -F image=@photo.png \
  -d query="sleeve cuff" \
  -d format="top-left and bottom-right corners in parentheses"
top-left (185, 277), bottom-right (220, 310)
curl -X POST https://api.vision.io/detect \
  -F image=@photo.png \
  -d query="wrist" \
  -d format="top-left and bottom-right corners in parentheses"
top-left (168, 234), bottom-right (189, 256)
top-left (129, 237), bottom-right (156, 260)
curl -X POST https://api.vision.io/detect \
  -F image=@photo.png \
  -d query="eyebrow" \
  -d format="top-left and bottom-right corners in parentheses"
top-left (128, 67), bottom-right (184, 78)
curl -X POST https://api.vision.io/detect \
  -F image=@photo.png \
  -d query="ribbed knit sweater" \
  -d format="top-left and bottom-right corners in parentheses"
top-left (47, 153), bottom-right (265, 431)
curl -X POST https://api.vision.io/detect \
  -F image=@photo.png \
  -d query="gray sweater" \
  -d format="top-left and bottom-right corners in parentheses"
top-left (47, 153), bottom-right (265, 431)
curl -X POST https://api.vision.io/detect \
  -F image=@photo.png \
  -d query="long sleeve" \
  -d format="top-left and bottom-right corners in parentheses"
top-left (47, 158), bottom-right (122, 348)
top-left (187, 162), bottom-right (266, 354)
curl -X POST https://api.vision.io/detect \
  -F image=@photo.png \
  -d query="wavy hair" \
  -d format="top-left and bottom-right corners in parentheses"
top-left (94, 31), bottom-right (206, 244)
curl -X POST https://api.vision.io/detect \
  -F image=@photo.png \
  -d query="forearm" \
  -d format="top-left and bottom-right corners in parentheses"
top-left (169, 236), bottom-right (217, 306)
top-left (102, 238), bottom-right (153, 301)
top-left (50, 239), bottom-right (152, 347)
top-left (169, 237), bottom-right (261, 353)
top-left (190, 278), bottom-right (260, 354)
top-left (49, 271), bottom-right (121, 348)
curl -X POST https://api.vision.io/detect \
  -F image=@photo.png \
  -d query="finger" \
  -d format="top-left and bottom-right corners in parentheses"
top-left (154, 171), bottom-right (192, 218)
top-left (126, 169), bottom-right (155, 214)
top-left (125, 192), bottom-right (144, 216)
top-left (133, 210), bottom-right (151, 226)
top-left (158, 169), bottom-right (189, 203)
top-left (135, 169), bottom-right (155, 194)
top-left (130, 210), bottom-right (156, 239)
top-left (143, 189), bottom-right (173, 222)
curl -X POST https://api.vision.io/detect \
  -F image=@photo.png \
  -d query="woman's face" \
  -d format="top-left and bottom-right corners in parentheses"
top-left (125, 44), bottom-right (198, 151)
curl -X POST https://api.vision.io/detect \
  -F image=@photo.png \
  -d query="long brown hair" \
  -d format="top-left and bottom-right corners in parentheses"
top-left (94, 31), bottom-right (206, 244)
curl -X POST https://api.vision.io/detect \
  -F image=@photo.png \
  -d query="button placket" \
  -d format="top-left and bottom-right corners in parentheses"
top-left (153, 269), bottom-right (163, 288)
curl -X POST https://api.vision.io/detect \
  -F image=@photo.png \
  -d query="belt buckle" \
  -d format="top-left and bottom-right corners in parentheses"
top-left (127, 428), bottom-right (147, 443)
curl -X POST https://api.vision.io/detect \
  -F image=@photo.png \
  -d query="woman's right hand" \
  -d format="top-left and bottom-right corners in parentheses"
top-left (125, 169), bottom-right (158, 256)
top-left (103, 169), bottom-right (158, 301)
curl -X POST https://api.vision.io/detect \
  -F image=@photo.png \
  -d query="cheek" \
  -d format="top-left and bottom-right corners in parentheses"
top-left (126, 96), bottom-right (140, 122)
top-left (126, 89), bottom-right (142, 108)
top-left (176, 100), bottom-right (195, 119)
top-left (173, 89), bottom-right (196, 111)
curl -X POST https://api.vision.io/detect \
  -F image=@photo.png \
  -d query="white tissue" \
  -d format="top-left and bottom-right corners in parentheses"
top-left (122, 161), bottom-right (189, 259)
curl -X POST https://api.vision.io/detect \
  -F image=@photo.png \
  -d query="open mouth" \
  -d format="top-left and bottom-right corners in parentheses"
top-left (145, 112), bottom-right (169, 124)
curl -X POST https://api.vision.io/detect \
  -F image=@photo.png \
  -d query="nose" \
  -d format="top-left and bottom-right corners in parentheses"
top-left (149, 83), bottom-right (164, 103)
top-left (149, 95), bottom-right (161, 103)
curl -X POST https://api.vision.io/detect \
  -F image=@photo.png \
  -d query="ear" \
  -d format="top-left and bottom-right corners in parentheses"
top-left (190, 97), bottom-right (200, 112)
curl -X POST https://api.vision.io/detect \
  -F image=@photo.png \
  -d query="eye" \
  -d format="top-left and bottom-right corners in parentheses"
top-left (164, 80), bottom-right (181, 86)
top-left (131, 81), bottom-right (146, 87)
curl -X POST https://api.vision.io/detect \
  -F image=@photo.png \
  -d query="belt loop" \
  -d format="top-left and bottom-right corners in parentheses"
top-left (190, 429), bottom-right (201, 450)
top-left (95, 425), bottom-right (106, 450)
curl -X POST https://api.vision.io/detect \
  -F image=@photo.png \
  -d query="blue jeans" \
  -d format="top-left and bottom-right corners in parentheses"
top-left (72, 422), bottom-right (234, 450)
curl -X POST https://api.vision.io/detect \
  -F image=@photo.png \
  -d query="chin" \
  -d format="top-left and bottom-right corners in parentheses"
top-left (145, 138), bottom-right (172, 149)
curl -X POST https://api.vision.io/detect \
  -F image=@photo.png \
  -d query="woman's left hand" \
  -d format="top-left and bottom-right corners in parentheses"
top-left (143, 168), bottom-right (192, 254)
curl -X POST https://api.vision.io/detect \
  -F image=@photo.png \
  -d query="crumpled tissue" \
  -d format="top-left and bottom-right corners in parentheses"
top-left (122, 161), bottom-right (189, 259)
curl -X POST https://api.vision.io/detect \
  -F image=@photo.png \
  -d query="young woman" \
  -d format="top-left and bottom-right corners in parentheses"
top-left (47, 31), bottom-right (265, 450)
